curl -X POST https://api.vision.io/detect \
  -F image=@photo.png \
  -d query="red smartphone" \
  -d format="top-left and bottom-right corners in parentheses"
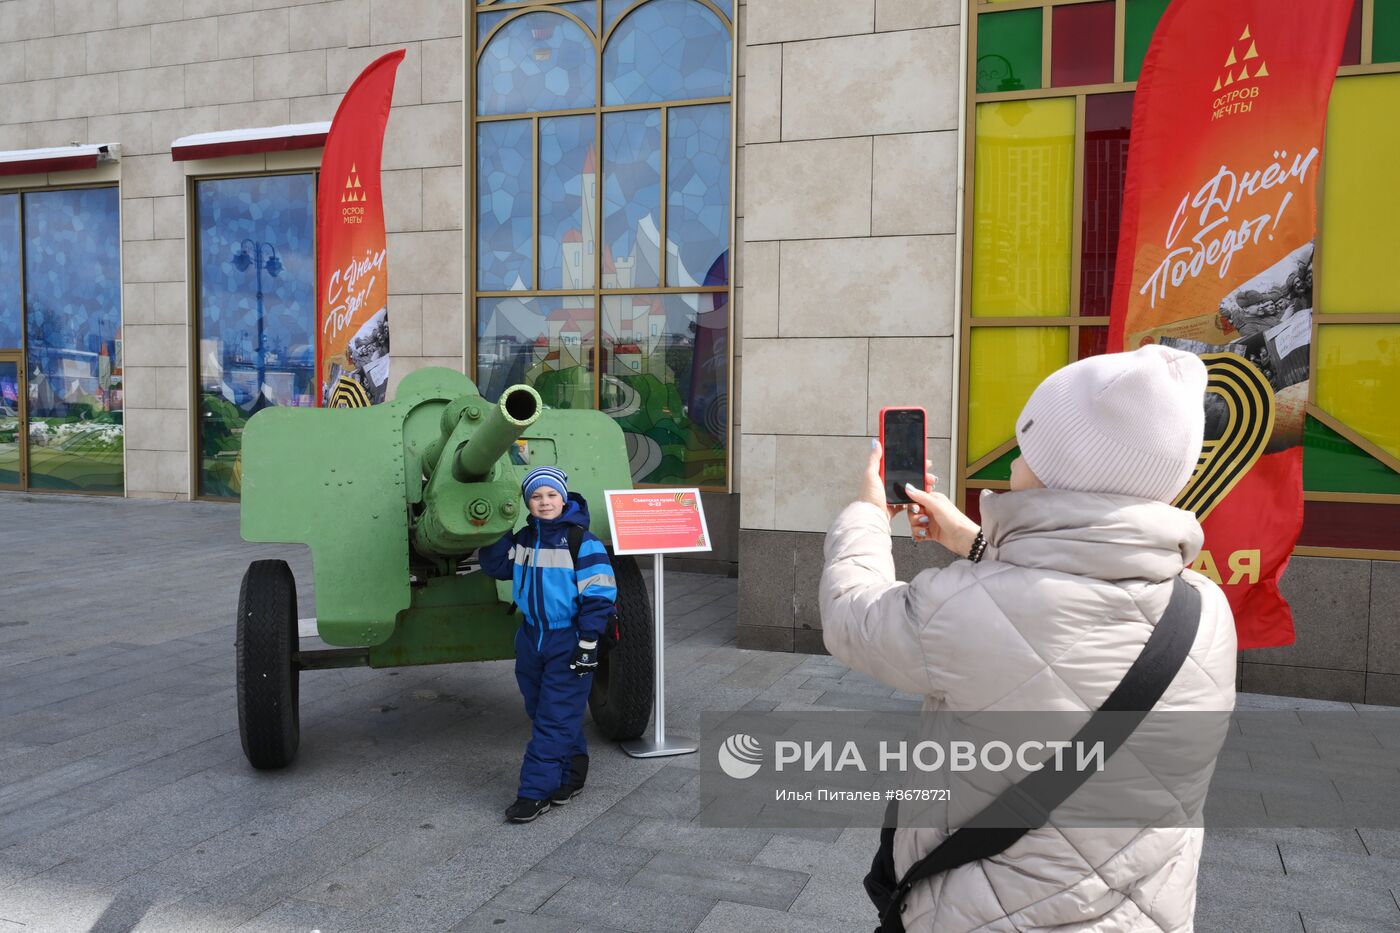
top-left (879, 406), bottom-right (927, 505)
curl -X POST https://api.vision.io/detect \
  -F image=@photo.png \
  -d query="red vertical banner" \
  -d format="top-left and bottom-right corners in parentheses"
top-left (1108, 1), bottom-right (1352, 647)
top-left (316, 49), bottom-right (405, 408)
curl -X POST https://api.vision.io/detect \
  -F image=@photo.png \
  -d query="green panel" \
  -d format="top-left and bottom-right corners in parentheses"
top-left (977, 9), bottom-right (1043, 93)
top-left (1125, 0), bottom-right (1172, 82)
top-left (1376, 0), bottom-right (1400, 64)
top-left (1303, 415), bottom-right (1400, 495)
top-left (367, 574), bottom-right (519, 668)
top-left (971, 446), bottom-right (1021, 482)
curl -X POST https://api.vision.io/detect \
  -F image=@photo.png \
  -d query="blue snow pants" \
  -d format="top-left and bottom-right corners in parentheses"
top-left (514, 623), bottom-right (591, 801)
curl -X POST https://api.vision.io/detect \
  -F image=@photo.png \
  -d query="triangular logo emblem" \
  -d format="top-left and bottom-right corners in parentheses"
top-left (1214, 76), bottom-right (1223, 91)
top-left (1225, 48), bottom-right (1237, 67)
top-left (1238, 65), bottom-right (1250, 80)
top-left (1255, 60), bottom-right (1270, 77)
top-left (1224, 71), bottom-right (1235, 86)
top-left (1244, 40), bottom-right (1259, 60)
top-left (1240, 26), bottom-right (1251, 41)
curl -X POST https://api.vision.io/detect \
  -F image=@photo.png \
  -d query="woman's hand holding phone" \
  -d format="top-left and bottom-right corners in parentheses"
top-left (905, 474), bottom-right (981, 558)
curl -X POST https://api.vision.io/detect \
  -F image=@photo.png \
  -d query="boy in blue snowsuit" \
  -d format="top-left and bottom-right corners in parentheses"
top-left (479, 466), bottom-right (617, 823)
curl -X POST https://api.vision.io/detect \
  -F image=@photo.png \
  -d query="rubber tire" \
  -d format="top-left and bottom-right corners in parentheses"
top-left (588, 554), bottom-right (654, 741)
top-left (236, 559), bottom-right (300, 769)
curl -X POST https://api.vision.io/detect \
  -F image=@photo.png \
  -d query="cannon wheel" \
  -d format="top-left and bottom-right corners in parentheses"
top-left (236, 559), bottom-right (300, 769)
top-left (588, 554), bottom-right (654, 740)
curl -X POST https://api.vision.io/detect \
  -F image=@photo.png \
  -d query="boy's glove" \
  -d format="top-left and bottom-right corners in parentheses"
top-left (570, 639), bottom-right (599, 676)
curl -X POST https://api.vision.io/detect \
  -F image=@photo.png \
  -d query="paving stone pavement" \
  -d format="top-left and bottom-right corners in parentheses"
top-left (1, 494), bottom-right (1398, 933)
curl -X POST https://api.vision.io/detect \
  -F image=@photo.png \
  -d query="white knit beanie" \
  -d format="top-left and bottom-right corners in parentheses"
top-left (1015, 345), bottom-right (1207, 502)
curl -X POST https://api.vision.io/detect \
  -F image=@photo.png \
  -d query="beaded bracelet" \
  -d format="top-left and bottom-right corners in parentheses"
top-left (967, 530), bottom-right (988, 564)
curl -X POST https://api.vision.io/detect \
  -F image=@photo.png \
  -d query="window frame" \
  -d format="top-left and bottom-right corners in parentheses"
top-left (960, 0), bottom-right (1400, 561)
top-left (469, 0), bottom-right (739, 493)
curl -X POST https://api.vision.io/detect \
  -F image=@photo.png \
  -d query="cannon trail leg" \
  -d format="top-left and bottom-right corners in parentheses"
top-left (588, 554), bottom-right (654, 741)
top-left (236, 559), bottom-right (301, 769)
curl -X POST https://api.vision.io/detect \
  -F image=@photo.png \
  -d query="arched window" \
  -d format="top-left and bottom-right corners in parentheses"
top-left (472, 0), bottom-right (734, 490)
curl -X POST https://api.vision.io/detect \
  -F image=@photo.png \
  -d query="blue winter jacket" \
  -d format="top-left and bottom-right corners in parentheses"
top-left (478, 492), bottom-right (618, 642)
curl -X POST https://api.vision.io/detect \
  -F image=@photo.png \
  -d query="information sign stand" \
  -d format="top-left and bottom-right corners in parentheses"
top-left (603, 489), bottom-right (711, 759)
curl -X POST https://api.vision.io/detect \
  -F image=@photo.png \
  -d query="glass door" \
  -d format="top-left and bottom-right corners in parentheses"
top-left (0, 352), bottom-right (24, 489)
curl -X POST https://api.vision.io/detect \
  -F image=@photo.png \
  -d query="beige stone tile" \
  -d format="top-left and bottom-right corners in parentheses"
top-left (742, 240), bottom-right (778, 338)
top-left (124, 448), bottom-right (161, 493)
top-left (0, 81), bottom-right (56, 125)
top-left (783, 28), bottom-right (959, 140)
top-left (291, 1), bottom-right (348, 51)
top-left (25, 117), bottom-right (88, 150)
top-left (739, 432), bottom-right (776, 530)
top-left (149, 106), bottom-right (222, 154)
top-left (742, 44), bottom-right (780, 145)
top-left (155, 448), bottom-right (191, 497)
top-left (345, 0), bottom-right (370, 47)
top-left (747, 0), bottom-right (873, 45)
top-left (421, 35), bottom-right (463, 105)
top-left (185, 0), bottom-right (254, 16)
top-left (122, 197), bottom-right (154, 242)
top-left (421, 292), bottom-right (465, 357)
top-left (876, 0), bottom-right (961, 31)
top-left (118, 66), bottom-right (185, 113)
top-left (264, 148), bottom-right (321, 170)
top-left (254, 49), bottom-right (328, 100)
top-left (327, 43), bottom-right (423, 107)
top-left (86, 27), bottom-right (152, 74)
top-left (118, 0), bottom-right (182, 28)
top-left (872, 131), bottom-right (958, 236)
top-left (126, 407), bottom-right (188, 451)
top-left (119, 153), bottom-right (185, 199)
top-left (865, 337), bottom-right (954, 437)
top-left (55, 0), bottom-right (116, 35)
top-left (1, 0), bottom-right (54, 42)
top-left (0, 42), bottom-right (25, 84)
top-left (773, 433), bottom-right (873, 533)
top-left (382, 102), bottom-right (462, 170)
top-left (0, 125), bottom-right (26, 150)
top-left (55, 75), bottom-right (118, 120)
top-left (742, 337), bottom-right (867, 435)
top-left (123, 282), bottom-right (157, 326)
top-left (421, 166), bottom-right (463, 231)
top-left (386, 230), bottom-right (463, 295)
top-left (779, 235), bottom-right (956, 337)
top-left (122, 365), bottom-right (158, 410)
top-left (370, 0), bottom-right (461, 45)
top-left (122, 324), bottom-right (187, 368)
top-left (122, 236), bottom-right (185, 283)
top-left (150, 281), bottom-right (189, 327)
top-left (745, 138), bottom-right (871, 242)
top-left (289, 93), bottom-right (340, 124)
top-left (151, 18), bottom-right (220, 66)
top-left (381, 168), bottom-right (422, 233)
top-left (184, 58), bottom-right (260, 108)
top-left (25, 34), bottom-right (84, 80)
top-left (152, 195), bottom-right (185, 240)
top-left (154, 365), bottom-right (190, 409)
top-left (217, 8), bottom-right (290, 59)
top-left (88, 111), bottom-right (152, 154)
top-left (388, 293), bottom-right (422, 357)
top-left (218, 98), bottom-right (291, 128)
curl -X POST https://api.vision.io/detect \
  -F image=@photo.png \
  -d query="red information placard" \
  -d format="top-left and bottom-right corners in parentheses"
top-left (603, 489), bottom-right (712, 555)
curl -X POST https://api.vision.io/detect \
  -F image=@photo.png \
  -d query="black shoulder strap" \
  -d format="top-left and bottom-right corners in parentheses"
top-left (881, 576), bottom-right (1202, 927)
top-left (565, 525), bottom-right (585, 567)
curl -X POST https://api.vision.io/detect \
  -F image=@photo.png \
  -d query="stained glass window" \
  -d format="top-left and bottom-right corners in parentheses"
top-left (22, 187), bottom-right (123, 494)
top-left (477, 12), bottom-right (597, 116)
top-left (1051, 2), bottom-right (1114, 87)
top-left (1080, 93), bottom-right (1133, 317)
top-left (0, 194), bottom-right (20, 349)
top-left (194, 174), bottom-right (317, 499)
top-left (473, 0), bottom-right (733, 487)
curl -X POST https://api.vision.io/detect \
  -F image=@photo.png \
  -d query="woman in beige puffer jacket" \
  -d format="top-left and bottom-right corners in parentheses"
top-left (821, 346), bottom-right (1238, 932)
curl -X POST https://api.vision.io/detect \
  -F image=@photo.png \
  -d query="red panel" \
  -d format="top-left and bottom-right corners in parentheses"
top-left (171, 133), bottom-right (328, 162)
top-left (1080, 92), bottom-right (1134, 317)
top-left (1342, 0), bottom-right (1363, 66)
top-left (0, 153), bottom-right (99, 176)
top-left (1052, 2), bottom-right (1116, 87)
top-left (1298, 500), bottom-right (1400, 550)
top-left (1078, 325), bottom-right (1110, 360)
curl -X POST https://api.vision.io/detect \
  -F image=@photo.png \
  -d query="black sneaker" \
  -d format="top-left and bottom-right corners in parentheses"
top-left (549, 754), bottom-right (589, 805)
top-left (505, 797), bottom-right (550, 823)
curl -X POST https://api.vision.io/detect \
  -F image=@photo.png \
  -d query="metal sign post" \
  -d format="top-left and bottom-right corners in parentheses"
top-left (603, 489), bottom-right (710, 759)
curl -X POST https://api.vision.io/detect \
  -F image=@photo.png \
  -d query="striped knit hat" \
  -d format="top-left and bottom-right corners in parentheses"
top-left (1015, 345), bottom-right (1207, 503)
top-left (522, 466), bottom-right (568, 501)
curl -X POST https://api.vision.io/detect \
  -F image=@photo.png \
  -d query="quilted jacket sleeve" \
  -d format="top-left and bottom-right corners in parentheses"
top-left (478, 530), bottom-right (516, 581)
top-left (819, 501), bottom-right (976, 699)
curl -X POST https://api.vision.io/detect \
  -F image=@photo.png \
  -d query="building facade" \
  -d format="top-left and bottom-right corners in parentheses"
top-left (0, 0), bottom-right (1395, 704)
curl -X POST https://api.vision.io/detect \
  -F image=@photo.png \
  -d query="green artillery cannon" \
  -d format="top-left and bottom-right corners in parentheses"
top-left (235, 367), bottom-right (654, 769)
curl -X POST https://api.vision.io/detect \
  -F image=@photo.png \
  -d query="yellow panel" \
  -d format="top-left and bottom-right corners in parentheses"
top-left (971, 99), bottom-right (1075, 318)
top-left (1320, 74), bottom-right (1400, 314)
top-left (1316, 324), bottom-right (1400, 460)
top-left (968, 327), bottom-right (1070, 463)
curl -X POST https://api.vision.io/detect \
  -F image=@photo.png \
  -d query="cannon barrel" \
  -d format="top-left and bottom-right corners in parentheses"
top-left (452, 384), bottom-right (542, 482)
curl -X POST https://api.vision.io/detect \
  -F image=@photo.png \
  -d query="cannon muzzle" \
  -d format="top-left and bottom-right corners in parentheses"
top-left (453, 384), bottom-right (541, 482)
